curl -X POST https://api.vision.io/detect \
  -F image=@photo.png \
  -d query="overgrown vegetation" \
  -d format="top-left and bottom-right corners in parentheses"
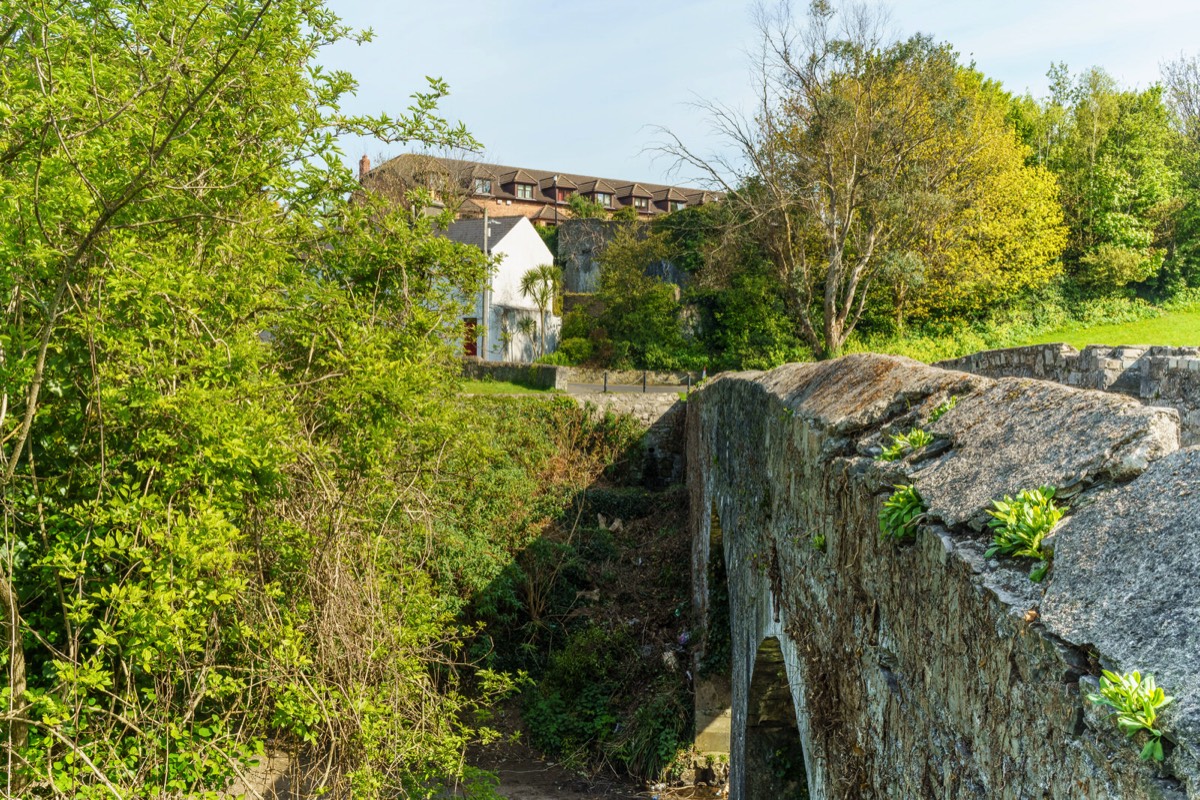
top-left (985, 487), bottom-right (1064, 582)
top-left (879, 485), bottom-right (926, 543)
top-left (466, 446), bottom-right (696, 783)
top-left (0, 3), bottom-right (675, 796)
top-left (1087, 670), bottom-right (1175, 761)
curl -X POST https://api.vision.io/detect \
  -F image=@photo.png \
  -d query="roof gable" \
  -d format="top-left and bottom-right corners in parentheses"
top-left (500, 169), bottom-right (537, 185)
top-left (616, 183), bottom-right (653, 199)
top-left (440, 216), bottom-right (525, 251)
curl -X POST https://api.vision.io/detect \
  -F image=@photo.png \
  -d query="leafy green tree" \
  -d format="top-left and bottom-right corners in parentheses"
top-left (656, 204), bottom-right (806, 368)
top-left (594, 227), bottom-right (695, 369)
top-left (1164, 53), bottom-right (1200, 142)
top-left (1018, 67), bottom-right (1181, 293)
top-left (567, 194), bottom-right (609, 219)
top-left (1162, 53), bottom-right (1200, 289)
top-left (0, 1), bottom-right (508, 797)
top-left (611, 205), bottom-right (640, 222)
top-left (899, 70), bottom-right (1066, 322)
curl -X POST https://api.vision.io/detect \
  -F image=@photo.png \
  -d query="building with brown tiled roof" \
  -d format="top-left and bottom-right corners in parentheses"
top-left (358, 153), bottom-right (718, 225)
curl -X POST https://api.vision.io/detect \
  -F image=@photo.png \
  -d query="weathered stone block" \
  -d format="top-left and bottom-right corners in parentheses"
top-left (1042, 449), bottom-right (1200, 789)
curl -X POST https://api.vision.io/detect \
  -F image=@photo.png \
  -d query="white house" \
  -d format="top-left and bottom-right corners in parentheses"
top-left (442, 215), bottom-right (559, 363)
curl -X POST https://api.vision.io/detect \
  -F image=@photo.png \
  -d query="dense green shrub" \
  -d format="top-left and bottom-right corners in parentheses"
top-left (521, 622), bottom-right (692, 780)
top-left (523, 624), bottom-right (635, 761)
top-left (557, 336), bottom-right (596, 364)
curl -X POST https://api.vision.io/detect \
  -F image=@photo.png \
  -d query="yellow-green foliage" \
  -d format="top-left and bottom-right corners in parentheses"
top-left (878, 428), bottom-right (934, 461)
top-left (985, 486), bottom-right (1064, 581)
top-left (907, 71), bottom-right (1068, 320)
top-left (1088, 670), bottom-right (1174, 761)
top-left (880, 485), bottom-right (926, 542)
top-left (0, 2), bottom-right (539, 797)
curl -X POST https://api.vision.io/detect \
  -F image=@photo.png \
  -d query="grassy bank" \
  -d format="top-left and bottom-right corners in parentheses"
top-left (1019, 306), bottom-right (1200, 349)
top-left (460, 378), bottom-right (557, 395)
top-left (845, 295), bottom-right (1200, 363)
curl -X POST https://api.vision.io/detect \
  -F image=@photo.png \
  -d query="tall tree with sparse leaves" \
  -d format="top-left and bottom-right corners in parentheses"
top-left (660, 0), bottom-right (1064, 356)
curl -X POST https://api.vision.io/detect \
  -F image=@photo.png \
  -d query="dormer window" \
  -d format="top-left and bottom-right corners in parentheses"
top-left (474, 178), bottom-right (492, 195)
top-left (557, 189), bottom-right (572, 202)
top-left (595, 192), bottom-right (612, 207)
top-left (516, 183), bottom-right (534, 200)
top-left (634, 197), bottom-right (649, 210)
top-left (670, 200), bottom-right (686, 212)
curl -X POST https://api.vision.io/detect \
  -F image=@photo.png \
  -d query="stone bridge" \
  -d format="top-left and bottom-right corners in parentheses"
top-left (686, 352), bottom-right (1200, 799)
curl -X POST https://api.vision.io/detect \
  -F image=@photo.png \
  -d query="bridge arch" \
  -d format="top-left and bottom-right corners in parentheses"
top-left (745, 636), bottom-right (810, 799)
top-left (694, 501), bottom-right (732, 755)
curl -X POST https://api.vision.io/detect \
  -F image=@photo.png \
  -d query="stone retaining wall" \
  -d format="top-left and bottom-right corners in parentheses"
top-left (565, 367), bottom-right (701, 386)
top-left (573, 392), bottom-right (686, 488)
top-left (938, 344), bottom-right (1200, 444)
top-left (689, 354), bottom-right (1199, 799)
top-left (461, 358), bottom-right (569, 390)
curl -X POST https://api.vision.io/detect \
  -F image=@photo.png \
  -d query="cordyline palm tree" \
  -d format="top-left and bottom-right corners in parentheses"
top-left (519, 263), bottom-right (561, 358)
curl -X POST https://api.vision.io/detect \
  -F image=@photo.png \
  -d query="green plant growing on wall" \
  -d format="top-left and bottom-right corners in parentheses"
top-left (929, 395), bottom-right (958, 423)
top-left (985, 486), bottom-right (1064, 581)
top-left (880, 484), bottom-right (926, 542)
top-left (878, 428), bottom-right (935, 461)
top-left (1087, 670), bottom-right (1174, 761)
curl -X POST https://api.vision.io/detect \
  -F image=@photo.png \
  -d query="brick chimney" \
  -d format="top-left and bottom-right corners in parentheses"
top-left (358, 154), bottom-right (370, 181)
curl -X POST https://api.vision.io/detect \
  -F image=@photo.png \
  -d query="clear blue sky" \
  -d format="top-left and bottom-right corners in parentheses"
top-left (322, 1), bottom-right (1200, 187)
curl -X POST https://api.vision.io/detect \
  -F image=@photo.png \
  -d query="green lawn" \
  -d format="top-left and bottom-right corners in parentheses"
top-left (459, 379), bottom-right (555, 395)
top-left (1017, 306), bottom-right (1200, 350)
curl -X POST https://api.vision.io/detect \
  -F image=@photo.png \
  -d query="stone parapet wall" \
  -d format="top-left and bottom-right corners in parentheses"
top-left (461, 359), bottom-right (698, 390)
top-left (938, 344), bottom-right (1200, 444)
top-left (689, 354), bottom-right (1199, 799)
top-left (565, 367), bottom-right (700, 386)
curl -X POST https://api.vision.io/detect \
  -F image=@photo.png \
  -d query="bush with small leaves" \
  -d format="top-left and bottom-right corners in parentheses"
top-left (1087, 670), bottom-right (1174, 761)
top-left (879, 428), bottom-right (934, 461)
top-left (880, 484), bottom-right (926, 542)
top-left (986, 486), bottom-right (1064, 581)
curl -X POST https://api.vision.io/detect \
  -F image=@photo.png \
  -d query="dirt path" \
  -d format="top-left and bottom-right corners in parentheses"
top-left (459, 741), bottom-right (725, 800)
top-left (463, 741), bottom-right (642, 800)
